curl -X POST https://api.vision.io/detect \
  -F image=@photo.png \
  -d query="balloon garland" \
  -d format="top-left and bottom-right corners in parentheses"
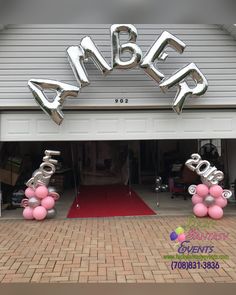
top-left (21, 150), bottom-right (61, 220)
top-left (28, 26), bottom-right (208, 126)
top-left (186, 153), bottom-right (232, 220)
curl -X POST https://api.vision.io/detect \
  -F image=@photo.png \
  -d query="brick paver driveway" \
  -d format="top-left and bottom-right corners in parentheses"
top-left (0, 216), bottom-right (236, 283)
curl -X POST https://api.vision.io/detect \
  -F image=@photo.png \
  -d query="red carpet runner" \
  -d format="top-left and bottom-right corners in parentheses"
top-left (67, 185), bottom-right (156, 218)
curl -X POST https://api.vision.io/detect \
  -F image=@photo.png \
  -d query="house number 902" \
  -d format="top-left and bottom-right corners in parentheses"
top-left (115, 98), bottom-right (128, 104)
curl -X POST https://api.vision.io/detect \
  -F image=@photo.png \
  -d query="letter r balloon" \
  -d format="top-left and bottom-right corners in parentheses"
top-left (160, 63), bottom-right (208, 114)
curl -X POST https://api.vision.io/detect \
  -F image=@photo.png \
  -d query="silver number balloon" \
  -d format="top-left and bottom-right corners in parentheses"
top-left (111, 24), bottom-right (142, 69)
top-left (28, 196), bottom-right (41, 208)
top-left (43, 150), bottom-right (60, 165)
top-left (39, 162), bottom-right (56, 176)
top-left (26, 150), bottom-right (60, 189)
top-left (26, 171), bottom-right (50, 189)
top-left (201, 176), bottom-right (215, 187)
top-left (159, 63), bottom-right (208, 114)
top-left (140, 31), bottom-right (186, 83)
top-left (28, 79), bottom-right (80, 125)
top-left (67, 37), bottom-right (112, 88)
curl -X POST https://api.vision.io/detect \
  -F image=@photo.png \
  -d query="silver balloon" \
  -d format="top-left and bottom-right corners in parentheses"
top-left (222, 189), bottom-right (232, 199)
top-left (67, 46), bottom-right (89, 87)
top-left (185, 153), bottom-right (201, 172)
top-left (161, 184), bottom-right (168, 192)
top-left (204, 195), bottom-right (215, 206)
top-left (28, 196), bottom-right (41, 208)
top-left (201, 177), bottom-right (214, 187)
top-left (39, 161), bottom-right (55, 176)
top-left (159, 63), bottom-right (208, 114)
top-left (28, 79), bottom-right (80, 125)
top-left (81, 36), bottom-right (112, 75)
top-left (46, 208), bottom-right (57, 219)
top-left (48, 186), bottom-right (57, 193)
top-left (43, 150), bottom-right (60, 165)
top-left (188, 184), bottom-right (197, 195)
top-left (48, 186), bottom-right (60, 200)
top-left (156, 176), bottom-right (162, 185)
top-left (67, 37), bottom-right (112, 88)
top-left (140, 31), bottom-right (186, 83)
top-left (26, 171), bottom-right (49, 189)
top-left (207, 171), bottom-right (224, 186)
top-left (111, 24), bottom-right (142, 69)
top-left (201, 170), bottom-right (224, 186)
top-left (32, 169), bottom-right (40, 177)
top-left (155, 186), bottom-right (161, 193)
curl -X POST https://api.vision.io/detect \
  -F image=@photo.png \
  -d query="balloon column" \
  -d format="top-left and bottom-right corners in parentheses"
top-left (21, 150), bottom-right (61, 220)
top-left (186, 153), bottom-right (232, 220)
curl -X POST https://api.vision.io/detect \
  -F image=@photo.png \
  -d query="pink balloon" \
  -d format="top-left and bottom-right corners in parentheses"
top-left (33, 206), bottom-right (47, 220)
top-left (209, 185), bottom-right (223, 198)
top-left (35, 185), bottom-right (49, 199)
top-left (208, 205), bottom-right (223, 220)
top-left (177, 233), bottom-right (186, 242)
top-left (192, 194), bottom-right (203, 205)
top-left (215, 196), bottom-right (227, 208)
top-left (196, 184), bottom-right (209, 198)
top-left (193, 203), bottom-right (208, 217)
top-left (25, 187), bottom-right (35, 198)
top-left (41, 196), bottom-right (55, 210)
top-left (23, 207), bottom-right (34, 220)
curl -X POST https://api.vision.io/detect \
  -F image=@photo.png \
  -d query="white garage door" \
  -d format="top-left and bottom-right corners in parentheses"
top-left (1, 110), bottom-right (236, 141)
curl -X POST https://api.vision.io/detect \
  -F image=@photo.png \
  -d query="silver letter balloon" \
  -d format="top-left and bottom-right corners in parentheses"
top-left (140, 31), bottom-right (186, 83)
top-left (67, 37), bottom-right (112, 88)
top-left (27, 25), bottom-right (209, 124)
top-left (111, 24), bottom-right (142, 69)
top-left (159, 63), bottom-right (208, 114)
top-left (28, 79), bottom-right (80, 125)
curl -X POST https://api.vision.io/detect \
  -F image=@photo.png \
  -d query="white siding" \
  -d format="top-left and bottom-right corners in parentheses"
top-left (0, 24), bottom-right (236, 110)
top-left (1, 110), bottom-right (236, 141)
